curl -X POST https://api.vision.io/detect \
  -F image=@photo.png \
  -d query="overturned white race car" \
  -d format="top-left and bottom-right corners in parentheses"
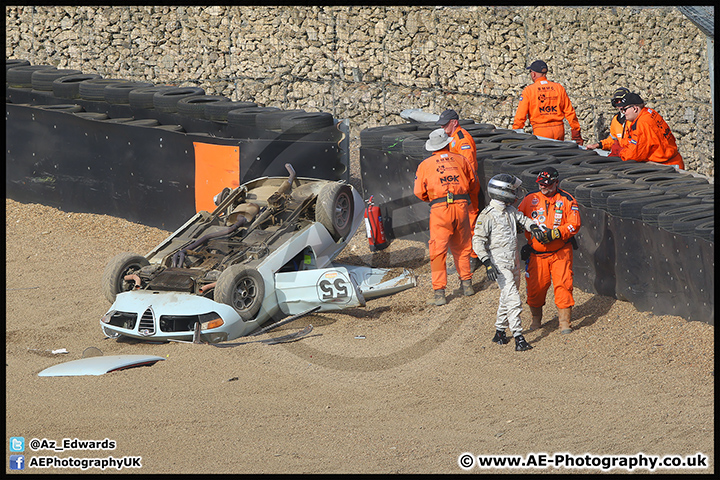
top-left (100, 164), bottom-right (416, 343)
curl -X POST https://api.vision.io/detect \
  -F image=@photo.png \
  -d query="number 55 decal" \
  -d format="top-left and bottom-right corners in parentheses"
top-left (317, 271), bottom-right (351, 304)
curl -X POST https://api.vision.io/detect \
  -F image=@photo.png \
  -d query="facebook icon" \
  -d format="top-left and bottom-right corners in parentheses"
top-left (10, 455), bottom-right (25, 470)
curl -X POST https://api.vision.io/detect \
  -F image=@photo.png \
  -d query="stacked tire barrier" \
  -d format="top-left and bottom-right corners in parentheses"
top-left (6, 59), bottom-right (349, 229)
top-left (6, 6), bottom-right (713, 177)
top-left (360, 123), bottom-right (713, 324)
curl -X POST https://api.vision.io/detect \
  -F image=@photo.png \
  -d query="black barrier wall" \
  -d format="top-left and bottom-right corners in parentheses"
top-left (359, 130), bottom-right (713, 325)
top-left (6, 90), bottom-right (348, 229)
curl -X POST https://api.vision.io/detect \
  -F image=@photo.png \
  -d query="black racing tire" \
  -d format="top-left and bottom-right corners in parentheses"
top-left (484, 151), bottom-right (536, 178)
top-left (640, 198), bottom-right (703, 226)
top-left (153, 86), bottom-right (206, 113)
top-left (557, 152), bottom-right (608, 167)
top-left (604, 162), bottom-right (675, 179)
top-left (255, 109), bottom-right (306, 131)
top-left (78, 78), bottom-right (128, 101)
top-left (548, 150), bottom-right (601, 162)
top-left (30, 69), bottom-right (82, 91)
top-left (661, 183), bottom-right (714, 198)
top-left (155, 124), bottom-right (185, 132)
top-left (657, 204), bottom-right (713, 232)
top-left (481, 132), bottom-right (530, 144)
top-left (7, 65), bottom-right (56, 88)
top-left (647, 177), bottom-right (710, 194)
top-left (589, 183), bottom-right (650, 210)
top-left (315, 182), bottom-right (354, 241)
top-left (617, 193), bottom-right (679, 220)
top-left (204, 101), bottom-right (258, 121)
top-left (463, 123), bottom-right (497, 132)
top-left (227, 106), bottom-right (281, 128)
top-left (101, 117), bottom-right (135, 124)
top-left (360, 124), bottom-right (418, 149)
top-left (125, 118), bottom-right (160, 127)
top-left (633, 172), bottom-right (682, 188)
top-left (103, 81), bottom-right (154, 104)
top-left (52, 74), bottom-right (103, 99)
top-left (606, 190), bottom-right (662, 217)
top-left (279, 112), bottom-right (335, 134)
top-left (6, 58), bottom-right (30, 71)
top-left (128, 85), bottom-right (176, 109)
top-left (402, 137), bottom-right (431, 158)
top-left (693, 219), bottom-right (714, 241)
top-left (558, 173), bottom-right (617, 197)
top-left (38, 104), bottom-right (84, 113)
top-left (381, 132), bottom-right (417, 153)
top-left (475, 142), bottom-right (501, 161)
top-left (512, 139), bottom-right (584, 156)
top-left (670, 211), bottom-right (715, 236)
top-left (497, 141), bottom-right (536, 154)
top-left (686, 186), bottom-right (714, 201)
top-left (573, 178), bottom-right (633, 207)
top-left (101, 252), bottom-right (150, 304)
top-left (499, 154), bottom-right (559, 176)
top-left (176, 95), bottom-right (230, 117)
top-left (577, 156), bottom-right (625, 172)
top-left (75, 112), bottom-right (109, 120)
top-left (473, 129), bottom-right (528, 143)
top-left (214, 265), bottom-right (265, 320)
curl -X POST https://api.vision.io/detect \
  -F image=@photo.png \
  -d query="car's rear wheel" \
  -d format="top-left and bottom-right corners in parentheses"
top-left (101, 253), bottom-right (150, 304)
top-left (315, 183), bottom-right (354, 241)
top-left (215, 266), bottom-right (265, 321)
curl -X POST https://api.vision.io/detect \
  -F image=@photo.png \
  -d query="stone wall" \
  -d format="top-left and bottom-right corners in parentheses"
top-left (5, 5), bottom-right (714, 177)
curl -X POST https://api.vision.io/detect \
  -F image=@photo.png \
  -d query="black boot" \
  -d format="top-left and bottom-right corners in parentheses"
top-left (514, 334), bottom-right (533, 351)
top-left (492, 329), bottom-right (510, 345)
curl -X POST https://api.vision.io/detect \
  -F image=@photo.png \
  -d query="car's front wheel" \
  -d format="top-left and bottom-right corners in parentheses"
top-left (101, 253), bottom-right (150, 304)
top-left (315, 183), bottom-right (354, 241)
top-left (214, 266), bottom-right (265, 321)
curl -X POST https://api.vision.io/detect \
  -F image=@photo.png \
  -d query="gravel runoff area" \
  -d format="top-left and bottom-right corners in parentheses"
top-left (5, 194), bottom-right (713, 474)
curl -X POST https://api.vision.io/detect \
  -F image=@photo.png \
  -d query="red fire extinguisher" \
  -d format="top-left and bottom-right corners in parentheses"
top-left (364, 195), bottom-right (388, 252)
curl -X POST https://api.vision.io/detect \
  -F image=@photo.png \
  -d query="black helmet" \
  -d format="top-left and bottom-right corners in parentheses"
top-left (488, 173), bottom-right (522, 204)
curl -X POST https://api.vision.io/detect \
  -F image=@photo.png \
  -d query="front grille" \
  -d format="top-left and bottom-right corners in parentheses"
top-left (138, 308), bottom-right (155, 335)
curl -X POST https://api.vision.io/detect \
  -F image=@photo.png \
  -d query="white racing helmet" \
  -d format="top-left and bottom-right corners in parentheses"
top-left (488, 173), bottom-right (523, 204)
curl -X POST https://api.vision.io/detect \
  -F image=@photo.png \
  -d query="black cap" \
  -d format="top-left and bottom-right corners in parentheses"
top-left (436, 109), bottom-right (459, 126)
top-left (611, 87), bottom-right (631, 107)
top-left (536, 167), bottom-right (559, 186)
top-left (617, 92), bottom-right (644, 108)
top-left (527, 60), bottom-right (548, 74)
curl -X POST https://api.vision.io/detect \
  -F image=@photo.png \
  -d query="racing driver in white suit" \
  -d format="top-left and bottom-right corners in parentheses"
top-left (472, 173), bottom-right (544, 351)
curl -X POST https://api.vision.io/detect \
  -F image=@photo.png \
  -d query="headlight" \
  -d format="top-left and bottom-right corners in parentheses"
top-left (201, 317), bottom-right (224, 330)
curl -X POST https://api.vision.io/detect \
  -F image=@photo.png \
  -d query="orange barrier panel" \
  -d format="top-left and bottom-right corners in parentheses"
top-left (193, 142), bottom-right (240, 213)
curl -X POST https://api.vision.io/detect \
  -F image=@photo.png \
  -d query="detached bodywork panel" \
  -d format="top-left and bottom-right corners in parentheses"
top-left (38, 355), bottom-right (165, 377)
top-left (100, 164), bottom-right (417, 343)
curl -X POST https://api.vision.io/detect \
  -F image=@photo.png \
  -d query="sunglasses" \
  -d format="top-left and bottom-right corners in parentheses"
top-left (619, 105), bottom-right (636, 113)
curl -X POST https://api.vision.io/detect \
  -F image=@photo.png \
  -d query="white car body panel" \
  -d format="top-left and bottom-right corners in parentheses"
top-left (38, 355), bottom-right (165, 377)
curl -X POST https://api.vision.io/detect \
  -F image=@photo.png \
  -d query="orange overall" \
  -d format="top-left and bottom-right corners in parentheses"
top-left (599, 112), bottom-right (627, 151)
top-left (619, 107), bottom-right (684, 169)
top-left (513, 76), bottom-right (582, 141)
top-left (414, 149), bottom-right (479, 290)
top-left (448, 125), bottom-right (481, 259)
top-left (517, 189), bottom-right (581, 309)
